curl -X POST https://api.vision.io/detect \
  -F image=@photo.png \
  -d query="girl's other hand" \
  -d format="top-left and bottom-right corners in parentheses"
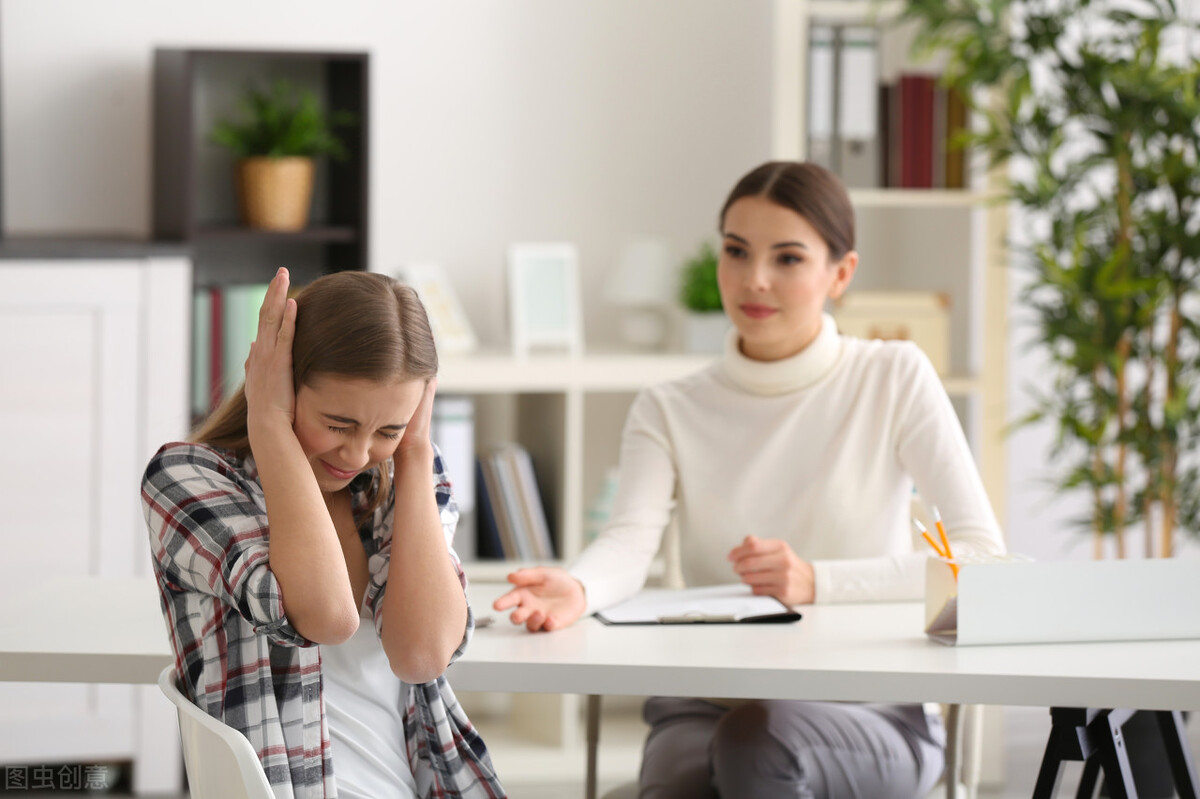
top-left (396, 377), bottom-right (437, 460)
top-left (492, 567), bottom-right (587, 632)
top-left (727, 534), bottom-right (816, 605)
top-left (245, 268), bottom-right (298, 435)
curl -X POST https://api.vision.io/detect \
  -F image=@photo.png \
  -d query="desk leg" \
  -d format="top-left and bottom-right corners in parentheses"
top-left (943, 703), bottom-right (960, 799)
top-left (1075, 755), bottom-right (1100, 799)
top-left (1089, 709), bottom-right (1137, 799)
top-left (1032, 723), bottom-right (1070, 799)
top-left (586, 694), bottom-right (601, 799)
top-left (1155, 710), bottom-right (1198, 799)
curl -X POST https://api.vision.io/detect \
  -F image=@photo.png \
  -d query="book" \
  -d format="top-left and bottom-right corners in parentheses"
top-left (508, 445), bottom-right (554, 559)
top-left (944, 87), bottom-right (969, 189)
top-left (475, 459), bottom-right (506, 560)
top-left (836, 26), bottom-right (879, 188)
top-left (220, 284), bottom-right (269, 399)
top-left (806, 24), bottom-right (835, 173)
top-left (431, 395), bottom-right (476, 562)
top-left (191, 288), bottom-right (211, 420)
top-left (478, 453), bottom-right (521, 559)
top-left (898, 74), bottom-right (936, 189)
top-left (475, 459), bottom-right (505, 559)
top-left (596, 584), bottom-right (802, 625)
top-left (208, 286), bottom-right (223, 412)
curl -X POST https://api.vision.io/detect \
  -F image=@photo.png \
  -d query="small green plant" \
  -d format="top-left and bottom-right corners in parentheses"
top-left (210, 80), bottom-right (354, 160)
top-left (679, 242), bottom-right (723, 312)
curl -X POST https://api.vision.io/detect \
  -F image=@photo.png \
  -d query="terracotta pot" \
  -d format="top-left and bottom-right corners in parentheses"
top-left (237, 156), bottom-right (314, 231)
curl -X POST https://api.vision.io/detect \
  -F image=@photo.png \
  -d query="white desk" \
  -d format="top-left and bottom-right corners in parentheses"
top-left (451, 583), bottom-right (1200, 712)
top-left (5, 577), bottom-right (1198, 797)
top-left (0, 577), bottom-right (172, 684)
top-left (0, 577), bottom-right (178, 795)
top-left (6, 578), bottom-right (1200, 712)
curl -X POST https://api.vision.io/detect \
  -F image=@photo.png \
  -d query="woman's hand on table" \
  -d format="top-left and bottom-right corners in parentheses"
top-left (492, 567), bottom-right (587, 632)
top-left (728, 535), bottom-right (815, 605)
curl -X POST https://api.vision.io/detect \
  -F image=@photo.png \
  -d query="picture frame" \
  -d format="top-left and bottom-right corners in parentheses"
top-left (507, 242), bottom-right (584, 357)
top-left (394, 262), bottom-right (478, 355)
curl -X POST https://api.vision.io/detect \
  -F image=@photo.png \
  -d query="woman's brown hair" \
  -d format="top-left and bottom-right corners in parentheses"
top-left (192, 271), bottom-right (438, 523)
top-left (719, 161), bottom-right (855, 261)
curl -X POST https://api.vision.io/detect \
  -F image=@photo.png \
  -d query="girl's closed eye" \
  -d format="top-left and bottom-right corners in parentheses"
top-left (380, 431), bottom-right (401, 441)
top-left (327, 425), bottom-right (349, 434)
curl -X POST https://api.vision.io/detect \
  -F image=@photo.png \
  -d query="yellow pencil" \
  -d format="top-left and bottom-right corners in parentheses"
top-left (930, 506), bottom-right (958, 578)
top-left (931, 506), bottom-right (953, 559)
top-left (912, 519), bottom-right (946, 557)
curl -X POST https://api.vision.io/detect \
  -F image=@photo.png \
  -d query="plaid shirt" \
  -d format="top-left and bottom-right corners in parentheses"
top-left (142, 442), bottom-right (505, 798)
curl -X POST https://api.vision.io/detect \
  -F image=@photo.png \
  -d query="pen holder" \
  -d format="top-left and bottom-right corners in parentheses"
top-left (924, 555), bottom-right (1200, 646)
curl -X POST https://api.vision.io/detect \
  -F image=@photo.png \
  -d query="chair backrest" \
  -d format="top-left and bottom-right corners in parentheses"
top-left (157, 666), bottom-right (275, 799)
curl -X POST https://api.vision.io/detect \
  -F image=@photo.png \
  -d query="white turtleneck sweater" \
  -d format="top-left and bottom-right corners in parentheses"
top-left (570, 314), bottom-right (1005, 614)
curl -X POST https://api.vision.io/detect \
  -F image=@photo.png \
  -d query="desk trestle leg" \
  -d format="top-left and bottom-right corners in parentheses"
top-left (1032, 707), bottom-right (1197, 799)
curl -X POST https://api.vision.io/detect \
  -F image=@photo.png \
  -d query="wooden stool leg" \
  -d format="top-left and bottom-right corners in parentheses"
top-left (1090, 710), bottom-right (1137, 799)
top-left (1155, 710), bottom-right (1198, 799)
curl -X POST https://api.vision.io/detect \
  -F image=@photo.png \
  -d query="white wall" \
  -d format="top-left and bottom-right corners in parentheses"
top-left (1, 0), bottom-right (774, 348)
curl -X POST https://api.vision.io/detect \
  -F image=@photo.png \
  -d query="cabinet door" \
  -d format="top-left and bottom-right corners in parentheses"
top-left (0, 262), bottom-right (144, 765)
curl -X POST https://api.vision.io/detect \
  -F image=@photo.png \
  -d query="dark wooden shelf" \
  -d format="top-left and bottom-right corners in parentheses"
top-left (192, 224), bottom-right (358, 243)
top-left (152, 47), bottom-right (369, 271)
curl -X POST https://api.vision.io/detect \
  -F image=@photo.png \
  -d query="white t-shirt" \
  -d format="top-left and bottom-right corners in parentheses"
top-left (322, 610), bottom-right (422, 799)
top-left (571, 314), bottom-right (1005, 613)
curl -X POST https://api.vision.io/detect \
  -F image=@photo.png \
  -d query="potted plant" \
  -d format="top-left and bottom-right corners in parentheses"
top-left (902, 0), bottom-right (1200, 791)
top-left (678, 241), bottom-right (729, 353)
top-left (210, 80), bottom-right (354, 231)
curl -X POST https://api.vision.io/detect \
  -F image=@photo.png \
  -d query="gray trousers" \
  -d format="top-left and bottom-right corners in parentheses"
top-left (639, 698), bottom-right (946, 799)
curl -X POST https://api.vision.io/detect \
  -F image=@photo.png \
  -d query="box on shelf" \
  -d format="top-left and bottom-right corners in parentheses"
top-left (832, 291), bottom-right (950, 374)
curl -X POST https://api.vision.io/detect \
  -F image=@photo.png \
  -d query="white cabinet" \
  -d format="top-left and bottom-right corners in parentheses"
top-left (0, 249), bottom-right (191, 794)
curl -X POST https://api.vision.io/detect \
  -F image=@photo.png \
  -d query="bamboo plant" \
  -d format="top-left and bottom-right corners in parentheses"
top-left (900, 0), bottom-right (1200, 556)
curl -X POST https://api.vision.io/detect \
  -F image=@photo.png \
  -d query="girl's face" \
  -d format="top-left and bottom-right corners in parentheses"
top-left (717, 195), bottom-right (857, 361)
top-left (293, 374), bottom-right (425, 495)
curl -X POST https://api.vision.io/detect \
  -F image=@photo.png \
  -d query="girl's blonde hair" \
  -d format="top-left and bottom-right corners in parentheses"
top-left (192, 271), bottom-right (438, 522)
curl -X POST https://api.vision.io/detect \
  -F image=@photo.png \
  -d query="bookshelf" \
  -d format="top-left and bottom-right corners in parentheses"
top-left (152, 48), bottom-right (369, 282)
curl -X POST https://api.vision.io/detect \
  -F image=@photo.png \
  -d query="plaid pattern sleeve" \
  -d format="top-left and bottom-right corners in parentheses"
top-left (359, 444), bottom-right (506, 797)
top-left (143, 442), bottom-right (307, 646)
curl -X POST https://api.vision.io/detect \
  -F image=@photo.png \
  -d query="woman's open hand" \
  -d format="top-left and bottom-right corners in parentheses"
top-left (245, 267), bottom-right (298, 437)
top-left (728, 535), bottom-right (815, 605)
top-left (492, 567), bottom-right (587, 632)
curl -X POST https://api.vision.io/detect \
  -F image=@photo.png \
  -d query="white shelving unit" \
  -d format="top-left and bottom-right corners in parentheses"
top-left (446, 0), bottom-right (1010, 787)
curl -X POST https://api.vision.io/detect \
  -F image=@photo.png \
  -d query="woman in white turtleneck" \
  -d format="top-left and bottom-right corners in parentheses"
top-left (494, 161), bottom-right (1006, 799)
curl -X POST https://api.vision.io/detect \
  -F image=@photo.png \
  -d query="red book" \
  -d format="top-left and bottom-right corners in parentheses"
top-left (898, 74), bottom-right (936, 189)
top-left (208, 287), bottom-right (223, 412)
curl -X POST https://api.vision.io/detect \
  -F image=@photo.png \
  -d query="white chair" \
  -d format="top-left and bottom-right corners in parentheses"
top-left (157, 666), bottom-right (274, 799)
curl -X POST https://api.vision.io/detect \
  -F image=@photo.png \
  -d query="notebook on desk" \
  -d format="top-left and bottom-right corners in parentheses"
top-left (595, 584), bottom-right (802, 625)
